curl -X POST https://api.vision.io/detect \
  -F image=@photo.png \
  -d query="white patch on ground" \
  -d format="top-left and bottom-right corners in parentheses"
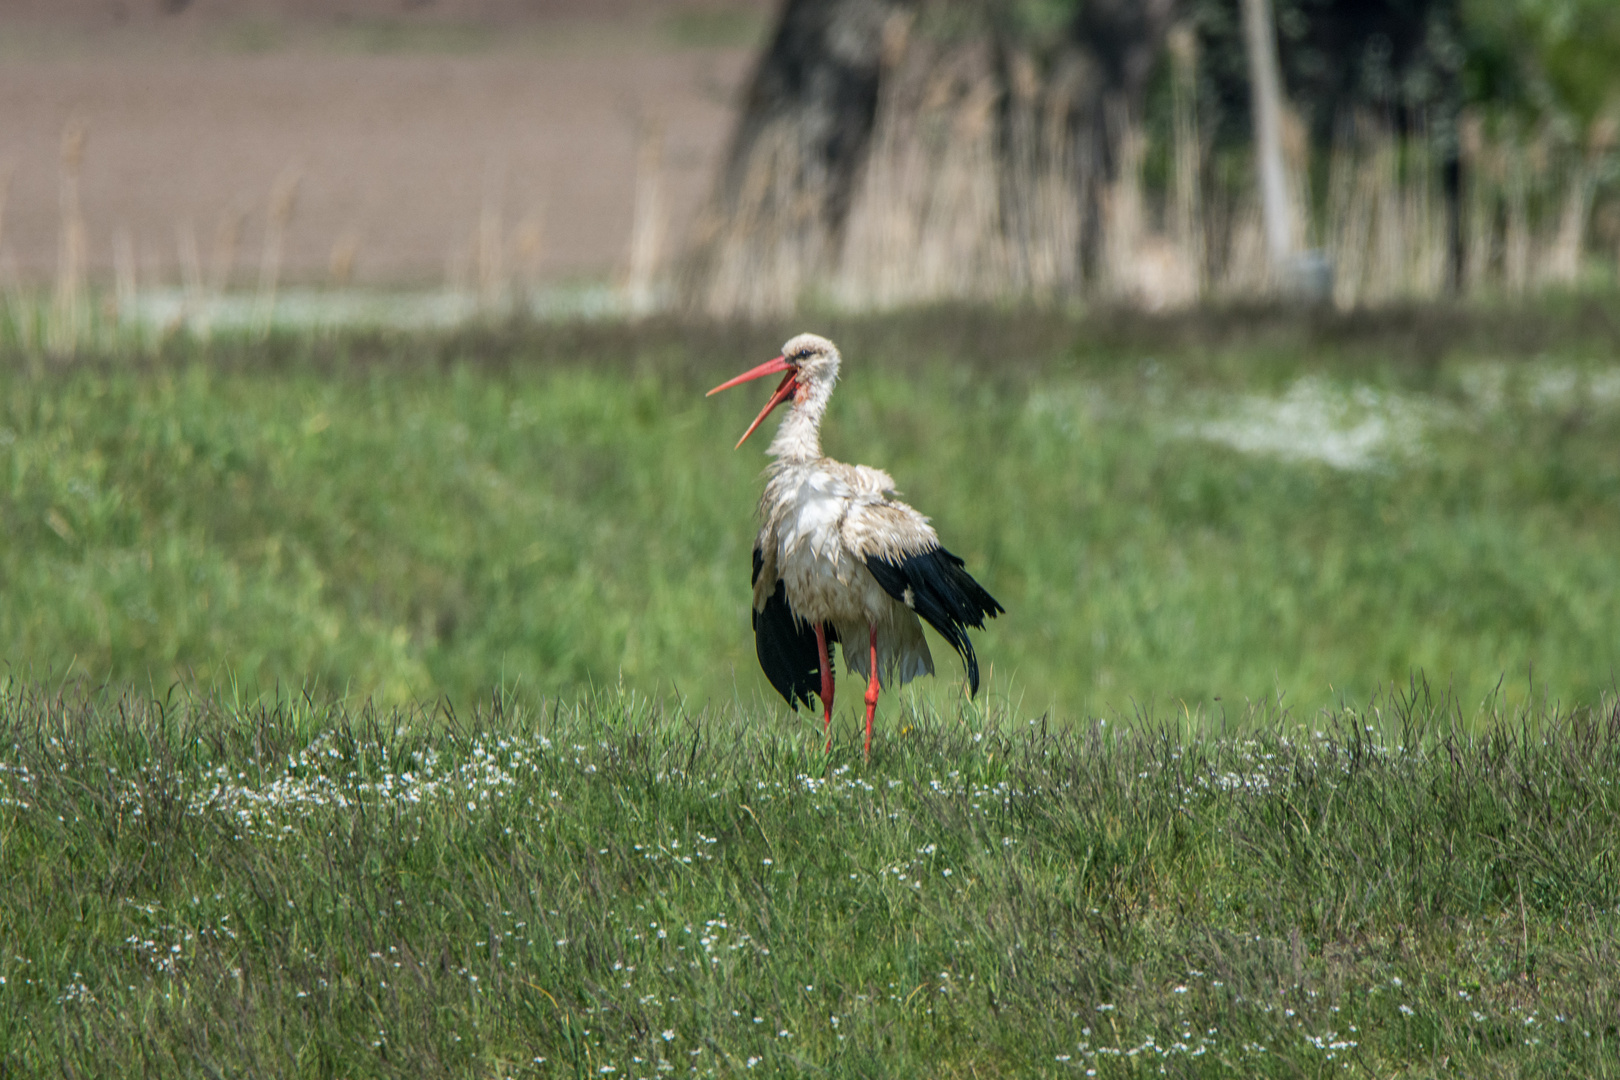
top-left (1178, 377), bottom-right (1434, 471)
top-left (1456, 362), bottom-right (1620, 413)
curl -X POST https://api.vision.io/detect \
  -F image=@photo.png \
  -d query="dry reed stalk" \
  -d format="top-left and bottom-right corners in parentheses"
top-left (513, 207), bottom-right (545, 311)
top-left (689, 122), bottom-right (834, 318)
top-left (328, 228), bottom-right (360, 288)
top-left (51, 119), bottom-right (88, 355)
top-left (1219, 201), bottom-right (1270, 297)
top-left (476, 162), bottom-right (507, 312)
top-left (841, 30), bottom-right (1091, 310)
top-left (1099, 101), bottom-right (1196, 309)
top-left (1168, 23), bottom-right (1204, 297)
top-left (1502, 124), bottom-right (1532, 296)
top-left (177, 220), bottom-right (206, 334)
top-left (1405, 123), bottom-right (1448, 296)
top-left (255, 167), bottom-right (300, 333)
top-left (1324, 119), bottom-right (1363, 306)
top-left (1000, 52), bottom-right (1085, 298)
top-left (1321, 115), bottom-right (1446, 306)
top-left (112, 229), bottom-right (137, 327)
top-left (0, 165), bottom-right (12, 268)
top-left (684, 10), bottom-right (915, 319)
top-left (0, 164), bottom-right (12, 339)
top-left (211, 207), bottom-right (244, 298)
top-left (1101, 100), bottom-right (1146, 299)
top-left (1370, 123), bottom-right (1404, 303)
top-left (626, 119), bottom-right (666, 316)
top-left (1458, 112), bottom-right (1494, 294)
top-left (1281, 106), bottom-right (1313, 253)
top-left (444, 231), bottom-right (472, 299)
top-left (842, 42), bottom-right (1007, 307)
top-left (1545, 115), bottom-right (1616, 285)
top-left (113, 227), bottom-right (137, 324)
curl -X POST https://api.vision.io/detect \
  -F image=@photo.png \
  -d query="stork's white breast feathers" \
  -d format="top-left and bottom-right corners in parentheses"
top-left (763, 461), bottom-right (940, 569)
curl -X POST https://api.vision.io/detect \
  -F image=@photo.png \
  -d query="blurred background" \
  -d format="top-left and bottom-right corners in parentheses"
top-left (0, 0), bottom-right (769, 326)
top-left (3, 0), bottom-right (1618, 324)
top-left (3, 0), bottom-right (1619, 718)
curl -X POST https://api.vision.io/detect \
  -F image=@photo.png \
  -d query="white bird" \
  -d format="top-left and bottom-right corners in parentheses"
top-left (707, 332), bottom-right (1003, 754)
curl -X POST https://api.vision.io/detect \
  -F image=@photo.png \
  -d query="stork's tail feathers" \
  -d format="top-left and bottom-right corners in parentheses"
top-left (862, 547), bottom-right (1003, 697)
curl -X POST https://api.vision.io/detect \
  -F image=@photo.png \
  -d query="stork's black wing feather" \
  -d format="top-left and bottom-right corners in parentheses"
top-left (751, 546), bottom-right (833, 710)
top-left (863, 546), bottom-right (1003, 696)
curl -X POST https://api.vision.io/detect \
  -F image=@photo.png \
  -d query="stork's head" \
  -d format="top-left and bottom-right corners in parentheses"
top-left (705, 333), bottom-right (841, 449)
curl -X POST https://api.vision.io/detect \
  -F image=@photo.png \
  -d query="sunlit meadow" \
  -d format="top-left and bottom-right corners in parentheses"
top-left (4, 307), bottom-right (1620, 719)
top-left (3, 306), bottom-right (1620, 1076)
top-left (1, 678), bottom-right (1617, 1077)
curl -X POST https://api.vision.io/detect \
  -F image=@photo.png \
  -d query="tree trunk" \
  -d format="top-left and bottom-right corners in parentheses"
top-left (1066, 0), bottom-right (1179, 275)
top-left (1241, 0), bottom-right (1295, 269)
top-left (684, 0), bottom-right (916, 318)
top-left (682, 0), bottom-right (1179, 317)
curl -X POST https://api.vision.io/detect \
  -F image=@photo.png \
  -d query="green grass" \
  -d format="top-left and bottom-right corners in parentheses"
top-left (4, 306), bottom-right (1620, 1075)
top-left (1, 680), bottom-right (1616, 1076)
top-left (3, 307), bottom-right (1620, 718)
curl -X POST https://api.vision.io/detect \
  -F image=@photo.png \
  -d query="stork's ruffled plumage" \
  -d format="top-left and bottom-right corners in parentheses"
top-left (708, 333), bottom-right (1003, 753)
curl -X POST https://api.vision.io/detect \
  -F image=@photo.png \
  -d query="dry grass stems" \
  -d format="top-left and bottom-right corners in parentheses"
top-left (513, 208), bottom-right (546, 312)
top-left (50, 119), bottom-right (89, 355)
top-left (112, 227), bottom-right (137, 325)
top-left (254, 167), bottom-right (301, 335)
top-left (626, 119), bottom-right (667, 316)
top-left (837, 34), bottom-right (1009, 307)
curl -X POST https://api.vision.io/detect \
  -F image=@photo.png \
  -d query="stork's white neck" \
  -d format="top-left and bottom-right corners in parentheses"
top-left (765, 361), bottom-right (837, 465)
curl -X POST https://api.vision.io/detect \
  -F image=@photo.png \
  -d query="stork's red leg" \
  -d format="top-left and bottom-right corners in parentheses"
top-left (814, 623), bottom-right (834, 752)
top-left (863, 624), bottom-right (880, 757)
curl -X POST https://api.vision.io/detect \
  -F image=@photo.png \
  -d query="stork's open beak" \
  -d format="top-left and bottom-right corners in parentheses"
top-left (706, 355), bottom-right (797, 449)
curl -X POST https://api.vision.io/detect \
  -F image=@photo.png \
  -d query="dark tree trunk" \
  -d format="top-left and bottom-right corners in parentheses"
top-left (725, 0), bottom-right (914, 241)
top-left (684, 0), bottom-right (917, 317)
top-left (682, 0), bottom-right (1181, 317)
top-left (1062, 0), bottom-right (1180, 275)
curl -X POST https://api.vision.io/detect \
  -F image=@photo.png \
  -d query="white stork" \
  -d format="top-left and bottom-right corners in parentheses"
top-left (707, 333), bottom-right (1003, 754)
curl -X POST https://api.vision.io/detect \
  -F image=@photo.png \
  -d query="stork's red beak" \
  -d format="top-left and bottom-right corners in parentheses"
top-left (706, 355), bottom-right (797, 449)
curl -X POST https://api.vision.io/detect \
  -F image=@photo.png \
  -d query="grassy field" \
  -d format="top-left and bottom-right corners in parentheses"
top-left (0, 680), bottom-right (1617, 1077)
top-left (3, 306), bottom-right (1620, 718)
top-left (3, 305), bottom-right (1620, 1075)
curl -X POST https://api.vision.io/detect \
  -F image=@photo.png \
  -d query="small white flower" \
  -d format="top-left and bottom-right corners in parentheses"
top-left (661, 1029), bottom-right (675, 1042)
top-left (1399, 1004), bottom-right (1415, 1016)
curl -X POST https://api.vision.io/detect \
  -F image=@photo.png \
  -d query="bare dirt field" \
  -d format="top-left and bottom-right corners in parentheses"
top-left (0, 2), bottom-right (767, 290)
